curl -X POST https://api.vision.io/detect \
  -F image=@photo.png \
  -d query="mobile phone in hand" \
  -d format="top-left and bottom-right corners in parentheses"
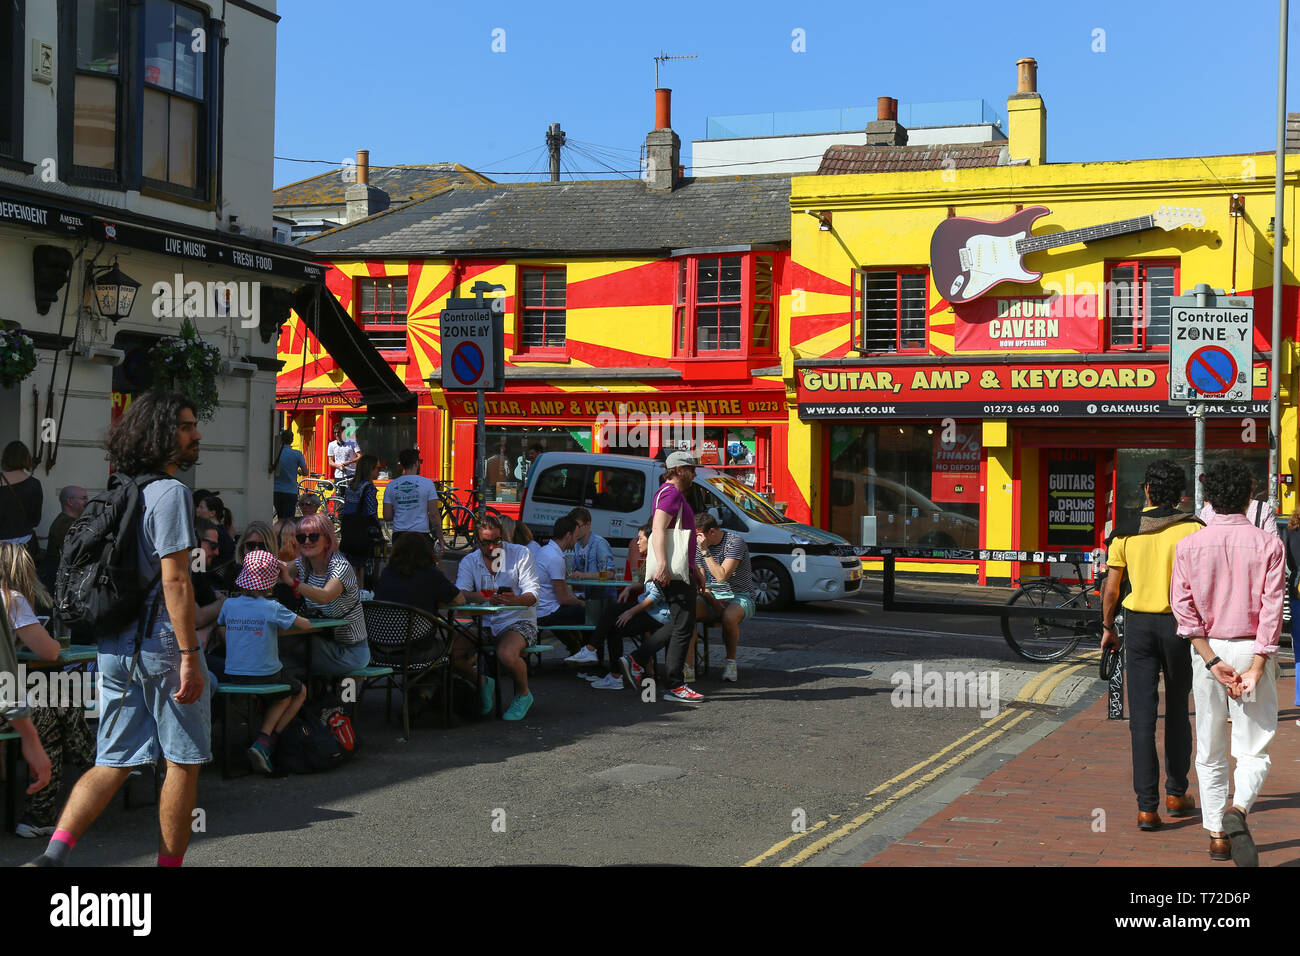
top-left (497, 586), bottom-right (514, 595)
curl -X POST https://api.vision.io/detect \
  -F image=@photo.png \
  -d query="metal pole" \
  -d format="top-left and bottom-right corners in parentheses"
top-left (1270, 0), bottom-right (1289, 515)
top-left (1194, 402), bottom-right (1206, 514)
top-left (476, 388), bottom-right (486, 527)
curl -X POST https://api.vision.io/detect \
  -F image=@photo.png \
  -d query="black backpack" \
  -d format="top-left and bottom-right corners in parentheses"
top-left (54, 471), bottom-right (169, 638)
top-left (276, 715), bottom-right (350, 773)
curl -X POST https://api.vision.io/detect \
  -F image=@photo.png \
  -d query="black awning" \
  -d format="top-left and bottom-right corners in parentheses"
top-left (292, 286), bottom-right (415, 410)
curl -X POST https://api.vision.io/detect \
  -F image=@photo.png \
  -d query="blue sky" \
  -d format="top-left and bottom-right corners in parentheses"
top-left (274, 0), bottom-right (1300, 188)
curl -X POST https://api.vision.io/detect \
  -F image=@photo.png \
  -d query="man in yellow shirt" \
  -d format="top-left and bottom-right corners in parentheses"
top-left (1102, 459), bottom-right (1204, 832)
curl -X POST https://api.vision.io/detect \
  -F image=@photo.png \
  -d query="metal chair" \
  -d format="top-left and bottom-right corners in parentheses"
top-left (362, 601), bottom-right (453, 737)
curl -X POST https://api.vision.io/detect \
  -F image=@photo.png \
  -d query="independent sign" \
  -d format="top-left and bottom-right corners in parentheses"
top-left (1168, 296), bottom-right (1253, 403)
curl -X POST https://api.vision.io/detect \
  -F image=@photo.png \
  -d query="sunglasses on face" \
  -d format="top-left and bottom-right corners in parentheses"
top-left (296, 533), bottom-right (323, 544)
top-left (478, 537), bottom-right (501, 548)
top-left (244, 540), bottom-right (266, 551)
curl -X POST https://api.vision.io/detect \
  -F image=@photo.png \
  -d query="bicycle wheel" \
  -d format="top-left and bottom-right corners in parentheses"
top-left (437, 505), bottom-right (476, 552)
top-left (1001, 582), bottom-right (1085, 662)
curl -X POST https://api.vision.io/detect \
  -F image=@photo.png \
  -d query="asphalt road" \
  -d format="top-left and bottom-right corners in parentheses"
top-left (0, 579), bottom-right (1110, 867)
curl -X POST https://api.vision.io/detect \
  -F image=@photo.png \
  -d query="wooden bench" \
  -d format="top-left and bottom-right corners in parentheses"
top-left (214, 682), bottom-right (293, 779)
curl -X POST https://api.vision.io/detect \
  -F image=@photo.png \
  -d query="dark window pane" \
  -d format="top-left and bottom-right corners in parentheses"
top-left (719, 257), bottom-right (742, 299)
top-left (1143, 265), bottom-right (1175, 348)
top-left (143, 0), bottom-right (174, 89)
top-left (365, 328), bottom-right (406, 350)
top-left (393, 279), bottom-right (407, 312)
top-left (174, 3), bottom-right (204, 98)
top-left (697, 260), bottom-right (719, 302)
top-left (718, 305), bottom-right (741, 350)
top-left (900, 273), bottom-right (927, 348)
top-left (697, 307), bottom-right (719, 350)
top-left (376, 283), bottom-right (391, 312)
top-left (74, 74), bottom-right (117, 169)
top-left (360, 282), bottom-right (375, 313)
top-left (77, 0), bottom-right (120, 74)
top-left (543, 276), bottom-right (565, 307)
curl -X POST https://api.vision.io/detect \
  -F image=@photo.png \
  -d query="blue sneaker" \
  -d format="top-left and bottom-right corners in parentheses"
top-left (247, 740), bottom-right (274, 774)
top-left (480, 676), bottom-right (496, 716)
top-left (502, 693), bottom-right (534, 721)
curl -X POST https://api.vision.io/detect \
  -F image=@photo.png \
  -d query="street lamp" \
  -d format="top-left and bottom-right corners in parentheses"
top-left (91, 259), bottom-right (141, 323)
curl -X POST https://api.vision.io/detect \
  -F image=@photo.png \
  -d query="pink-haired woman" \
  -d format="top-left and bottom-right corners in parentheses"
top-left (277, 513), bottom-right (370, 676)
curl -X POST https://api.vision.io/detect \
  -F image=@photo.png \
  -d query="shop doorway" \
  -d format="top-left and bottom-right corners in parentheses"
top-left (1111, 447), bottom-right (1270, 533)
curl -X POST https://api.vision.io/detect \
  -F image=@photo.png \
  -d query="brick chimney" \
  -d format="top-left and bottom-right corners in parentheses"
top-left (645, 89), bottom-right (680, 192)
top-left (865, 96), bottom-right (907, 146)
top-left (345, 147), bottom-right (390, 221)
top-left (1007, 58), bottom-right (1046, 165)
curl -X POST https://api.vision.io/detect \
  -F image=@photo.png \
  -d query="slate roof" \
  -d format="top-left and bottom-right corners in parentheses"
top-left (273, 164), bottom-right (494, 208)
top-left (1287, 114), bottom-right (1300, 153)
top-left (299, 175), bottom-right (792, 255)
top-left (817, 143), bottom-right (1012, 175)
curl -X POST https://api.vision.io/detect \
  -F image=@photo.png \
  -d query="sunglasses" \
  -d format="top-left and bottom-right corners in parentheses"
top-left (244, 541), bottom-right (267, 551)
top-left (478, 537), bottom-right (501, 548)
top-left (296, 533), bottom-right (323, 544)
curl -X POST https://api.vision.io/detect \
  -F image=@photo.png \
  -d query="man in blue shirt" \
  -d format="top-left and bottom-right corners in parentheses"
top-left (273, 430), bottom-right (308, 520)
top-left (567, 506), bottom-right (614, 579)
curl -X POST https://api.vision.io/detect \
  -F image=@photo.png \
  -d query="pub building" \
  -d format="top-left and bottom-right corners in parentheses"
top-left (784, 58), bottom-right (1298, 583)
top-left (276, 91), bottom-right (805, 522)
top-left (0, 0), bottom-right (334, 537)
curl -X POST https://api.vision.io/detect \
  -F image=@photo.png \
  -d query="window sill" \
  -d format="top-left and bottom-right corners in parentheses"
top-left (672, 353), bottom-right (754, 362)
top-left (140, 183), bottom-right (216, 211)
top-left (376, 351), bottom-right (410, 365)
top-left (512, 353), bottom-right (570, 363)
top-left (0, 156), bottom-right (35, 174)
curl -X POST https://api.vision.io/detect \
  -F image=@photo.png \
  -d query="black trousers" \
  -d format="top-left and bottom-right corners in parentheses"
top-left (1125, 610), bottom-right (1193, 812)
top-left (596, 600), bottom-right (661, 667)
top-left (629, 580), bottom-right (694, 688)
top-left (273, 492), bottom-right (297, 521)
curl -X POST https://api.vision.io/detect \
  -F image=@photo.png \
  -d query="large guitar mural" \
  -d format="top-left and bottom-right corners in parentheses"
top-left (930, 205), bottom-right (1206, 304)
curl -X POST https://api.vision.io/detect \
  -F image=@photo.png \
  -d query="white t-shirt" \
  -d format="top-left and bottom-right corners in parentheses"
top-left (3, 590), bottom-right (38, 631)
top-left (454, 541), bottom-right (541, 637)
top-left (532, 540), bottom-right (569, 619)
top-left (328, 438), bottom-right (360, 479)
top-left (385, 473), bottom-right (438, 532)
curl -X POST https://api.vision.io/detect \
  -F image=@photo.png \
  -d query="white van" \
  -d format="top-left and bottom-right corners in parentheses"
top-left (520, 452), bottom-right (862, 610)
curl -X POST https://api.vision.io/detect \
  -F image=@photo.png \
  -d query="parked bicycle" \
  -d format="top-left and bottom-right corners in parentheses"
top-left (433, 482), bottom-right (504, 552)
top-left (1000, 556), bottom-right (1118, 662)
top-left (297, 475), bottom-right (348, 523)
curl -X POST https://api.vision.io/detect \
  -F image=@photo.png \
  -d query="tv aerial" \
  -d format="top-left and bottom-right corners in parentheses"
top-left (654, 51), bottom-right (697, 87)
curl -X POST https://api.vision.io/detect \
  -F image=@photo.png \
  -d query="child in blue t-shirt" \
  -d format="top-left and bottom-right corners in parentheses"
top-left (216, 550), bottom-right (310, 774)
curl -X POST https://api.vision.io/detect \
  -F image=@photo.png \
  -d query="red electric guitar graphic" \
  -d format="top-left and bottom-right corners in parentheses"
top-left (930, 205), bottom-right (1206, 304)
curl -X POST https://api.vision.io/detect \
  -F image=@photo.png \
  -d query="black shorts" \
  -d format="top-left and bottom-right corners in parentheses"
top-left (219, 668), bottom-right (303, 701)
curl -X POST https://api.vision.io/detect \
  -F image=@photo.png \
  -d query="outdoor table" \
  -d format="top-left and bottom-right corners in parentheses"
top-left (564, 578), bottom-right (635, 626)
top-left (16, 644), bottom-right (98, 668)
top-left (278, 617), bottom-right (348, 687)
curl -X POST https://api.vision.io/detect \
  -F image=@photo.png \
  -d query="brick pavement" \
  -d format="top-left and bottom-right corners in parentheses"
top-left (866, 673), bottom-right (1300, 867)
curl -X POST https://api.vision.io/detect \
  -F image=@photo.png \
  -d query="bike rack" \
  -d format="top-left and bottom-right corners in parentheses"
top-left (859, 546), bottom-right (1123, 720)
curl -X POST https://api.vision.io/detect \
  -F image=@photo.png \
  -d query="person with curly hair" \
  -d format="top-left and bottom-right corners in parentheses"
top-left (1102, 459), bottom-right (1204, 834)
top-left (1171, 459), bottom-right (1285, 866)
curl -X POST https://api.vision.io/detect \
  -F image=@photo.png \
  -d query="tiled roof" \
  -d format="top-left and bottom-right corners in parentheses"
top-left (299, 175), bottom-right (792, 255)
top-left (817, 143), bottom-right (1012, 175)
top-left (273, 164), bottom-right (494, 208)
top-left (1287, 114), bottom-right (1300, 153)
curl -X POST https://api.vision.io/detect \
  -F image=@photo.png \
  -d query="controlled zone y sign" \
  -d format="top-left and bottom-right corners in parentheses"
top-left (440, 307), bottom-right (497, 391)
top-left (1168, 301), bottom-right (1253, 403)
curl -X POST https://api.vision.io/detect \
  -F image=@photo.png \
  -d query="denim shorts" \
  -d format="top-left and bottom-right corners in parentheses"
top-left (96, 618), bottom-right (213, 767)
top-left (703, 594), bottom-right (756, 623)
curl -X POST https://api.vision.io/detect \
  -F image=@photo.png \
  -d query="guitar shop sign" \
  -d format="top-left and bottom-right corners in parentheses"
top-left (796, 361), bottom-right (1270, 419)
top-left (953, 294), bottom-right (1097, 352)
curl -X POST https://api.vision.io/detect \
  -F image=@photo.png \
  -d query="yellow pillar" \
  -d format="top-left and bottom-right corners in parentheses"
top-left (983, 420), bottom-right (1013, 581)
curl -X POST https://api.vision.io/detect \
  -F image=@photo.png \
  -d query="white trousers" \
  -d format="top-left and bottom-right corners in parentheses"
top-left (1191, 639), bottom-right (1278, 833)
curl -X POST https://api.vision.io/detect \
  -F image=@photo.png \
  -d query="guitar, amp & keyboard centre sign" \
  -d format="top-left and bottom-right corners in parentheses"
top-left (795, 361), bottom-right (1270, 419)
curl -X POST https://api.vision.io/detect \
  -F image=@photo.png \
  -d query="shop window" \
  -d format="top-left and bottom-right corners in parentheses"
top-left (484, 425), bottom-right (589, 503)
top-left (336, 411), bottom-right (415, 479)
top-left (518, 268), bottom-right (566, 355)
top-left (670, 425), bottom-right (766, 489)
top-left (673, 254), bottom-right (778, 359)
top-left (1107, 260), bottom-right (1177, 351)
top-left (852, 268), bottom-right (928, 353)
top-left (357, 277), bottom-right (408, 353)
top-left (60, 0), bottom-right (218, 199)
top-left (0, 1), bottom-right (23, 164)
top-left (828, 423), bottom-right (981, 548)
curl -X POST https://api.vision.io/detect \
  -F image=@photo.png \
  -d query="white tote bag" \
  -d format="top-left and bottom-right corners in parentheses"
top-left (644, 486), bottom-right (692, 583)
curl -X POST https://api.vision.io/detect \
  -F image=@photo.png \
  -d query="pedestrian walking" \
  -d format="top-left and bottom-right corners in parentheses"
top-left (1171, 459), bottom-right (1285, 867)
top-left (618, 451), bottom-right (707, 702)
top-left (0, 441), bottom-right (44, 562)
top-left (26, 390), bottom-right (211, 868)
top-left (327, 422), bottom-right (361, 481)
top-left (39, 485), bottom-right (88, 592)
top-left (1200, 474), bottom-right (1280, 538)
top-left (382, 448), bottom-right (439, 548)
top-left (271, 430), bottom-right (308, 521)
top-left (1101, 459), bottom-right (1204, 832)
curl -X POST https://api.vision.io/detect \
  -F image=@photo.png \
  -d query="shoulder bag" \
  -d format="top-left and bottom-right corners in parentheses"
top-left (644, 485), bottom-right (692, 583)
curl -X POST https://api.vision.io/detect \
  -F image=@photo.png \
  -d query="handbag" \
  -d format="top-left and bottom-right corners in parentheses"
top-left (643, 485), bottom-right (692, 583)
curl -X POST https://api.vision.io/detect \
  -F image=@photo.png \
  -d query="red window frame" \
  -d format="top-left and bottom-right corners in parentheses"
top-left (672, 253), bottom-right (779, 360)
top-left (1105, 258), bottom-right (1179, 352)
top-left (515, 266), bottom-right (567, 358)
top-left (355, 276), bottom-right (408, 359)
top-left (852, 267), bottom-right (929, 354)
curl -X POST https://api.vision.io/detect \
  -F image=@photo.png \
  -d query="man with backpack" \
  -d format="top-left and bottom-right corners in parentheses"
top-left (27, 391), bottom-right (210, 868)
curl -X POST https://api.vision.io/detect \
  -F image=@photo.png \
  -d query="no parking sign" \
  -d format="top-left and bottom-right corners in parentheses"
top-left (440, 295), bottom-right (504, 391)
top-left (1168, 295), bottom-right (1253, 403)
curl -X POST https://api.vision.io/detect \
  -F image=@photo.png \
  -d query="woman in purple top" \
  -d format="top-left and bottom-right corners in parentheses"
top-left (618, 451), bottom-right (708, 702)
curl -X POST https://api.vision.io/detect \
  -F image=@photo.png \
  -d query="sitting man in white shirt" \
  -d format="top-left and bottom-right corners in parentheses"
top-left (454, 514), bottom-right (541, 721)
top-left (530, 515), bottom-right (587, 656)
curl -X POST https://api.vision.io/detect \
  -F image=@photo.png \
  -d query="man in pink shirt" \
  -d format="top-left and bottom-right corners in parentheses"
top-left (1170, 460), bottom-right (1284, 867)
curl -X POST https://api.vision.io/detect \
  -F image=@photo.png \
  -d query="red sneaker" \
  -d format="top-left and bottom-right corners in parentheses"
top-left (665, 685), bottom-right (704, 702)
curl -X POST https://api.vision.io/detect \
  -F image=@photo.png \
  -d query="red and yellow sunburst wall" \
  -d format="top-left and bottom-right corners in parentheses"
top-left (786, 153), bottom-right (1300, 580)
top-left (276, 253), bottom-right (809, 521)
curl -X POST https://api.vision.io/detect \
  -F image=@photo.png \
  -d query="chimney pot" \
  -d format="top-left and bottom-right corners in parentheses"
top-left (356, 148), bottom-right (370, 185)
top-left (876, 96), bottom-right (898, 121)
top-left (1016, 58), bottom-right (1038, 94)
top-left (655, 88), bottom-right (672, 130)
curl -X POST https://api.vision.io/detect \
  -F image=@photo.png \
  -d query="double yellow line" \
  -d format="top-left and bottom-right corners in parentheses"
top-left (744, 653), bottom-right (1100, 867)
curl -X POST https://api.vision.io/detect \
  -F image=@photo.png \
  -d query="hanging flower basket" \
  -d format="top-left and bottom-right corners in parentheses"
top-left (149, 318), bottom-right (222, 421)
top-left (0, 326), bottom-right (38, 389)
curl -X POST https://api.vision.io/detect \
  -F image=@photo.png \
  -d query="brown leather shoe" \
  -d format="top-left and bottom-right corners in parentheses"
top-left (1165, 794), bottom-right (1196, 817)
top-left (1138, 811), bottom-right (1162, 831)
top-left (1209, 836), bottom-right (1232, 861)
